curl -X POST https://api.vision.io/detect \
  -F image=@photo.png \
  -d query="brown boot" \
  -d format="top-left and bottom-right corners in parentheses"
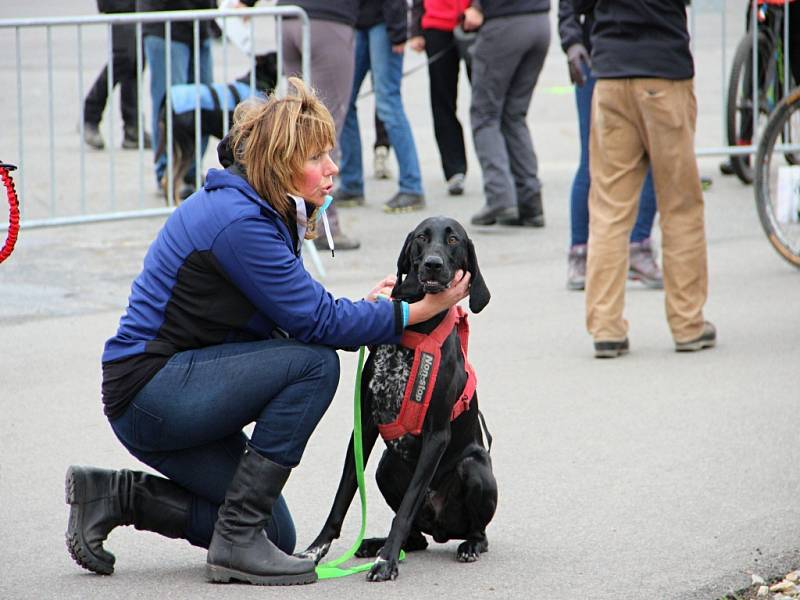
top-left (628, 238), bottom-right (663, 289)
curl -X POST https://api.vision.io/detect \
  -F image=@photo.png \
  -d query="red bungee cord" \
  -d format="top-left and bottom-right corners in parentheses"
top-left (0, 161), bottom-right (20, 264)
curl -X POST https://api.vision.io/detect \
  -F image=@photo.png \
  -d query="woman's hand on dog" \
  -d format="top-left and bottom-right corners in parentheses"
top-left (408, 270), bottom-right (471, 325)
top-left (367, 274), bottom-right (398, 302)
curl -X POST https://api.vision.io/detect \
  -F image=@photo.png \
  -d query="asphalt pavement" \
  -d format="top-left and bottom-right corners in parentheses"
top-left (1, 2), bottom-right (799, 599)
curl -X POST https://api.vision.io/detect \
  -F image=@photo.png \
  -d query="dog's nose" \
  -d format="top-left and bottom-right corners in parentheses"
top-left (423, 256), bottom-right (444, 272)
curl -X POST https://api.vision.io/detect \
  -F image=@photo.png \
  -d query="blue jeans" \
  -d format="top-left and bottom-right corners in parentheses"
top-left (571, 70), bottom-right (657, 246)
top-left (109, 339), bottom-right (340, 550)
top-left (339, 24), bottom-right (423, 196)
top-left (144, 35), bottom-right (213, 185)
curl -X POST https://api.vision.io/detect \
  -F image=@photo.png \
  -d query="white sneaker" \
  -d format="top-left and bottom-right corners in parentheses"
top-left (373, 146), bottom-right (392, 180)
top-left (447, 173), bottom-right (465, 196)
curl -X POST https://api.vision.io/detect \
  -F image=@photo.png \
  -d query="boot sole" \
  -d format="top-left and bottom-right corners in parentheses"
top-left (206, 564), bottom-right (317, 586)
top-left (594, 347), bottom-right (629, 359)
top-left (383, 204), bottom-right (425, 214)
top-left (65, 467), bottom-right (115, 575)
top-left (675, 339), bottom-right (716, 352)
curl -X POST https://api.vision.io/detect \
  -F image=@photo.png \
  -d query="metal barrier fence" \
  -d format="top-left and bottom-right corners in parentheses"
top-left (0, 2), bottom-right (796, 231)
top-left (0, 6), bottom-right (309, 229)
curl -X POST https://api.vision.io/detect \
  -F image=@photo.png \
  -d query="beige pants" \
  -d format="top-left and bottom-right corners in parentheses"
top-left (585, 78), bottom-right (708, 343)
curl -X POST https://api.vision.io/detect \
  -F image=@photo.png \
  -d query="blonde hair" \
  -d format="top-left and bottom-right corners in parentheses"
top-left (228, 77), bottom-right (336, 237)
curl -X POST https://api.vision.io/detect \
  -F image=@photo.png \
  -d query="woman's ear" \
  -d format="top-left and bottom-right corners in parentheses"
top-left (467, 238), bottom-right (491, 313)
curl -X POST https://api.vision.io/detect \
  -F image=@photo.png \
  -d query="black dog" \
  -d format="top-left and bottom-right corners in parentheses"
top-left (301, 216), bottom-right (497, 582)
top-left (156, 52), bottom-right (277, 204)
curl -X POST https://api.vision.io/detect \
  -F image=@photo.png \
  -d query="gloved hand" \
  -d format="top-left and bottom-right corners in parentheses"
top-left (566, 43), bottom-right (591, 86)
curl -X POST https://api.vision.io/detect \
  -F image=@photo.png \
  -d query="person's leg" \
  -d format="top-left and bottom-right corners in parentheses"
top-left (338, 28), bottom-right (371, 197)
top-left (637, 78), bottom-right (708, 343)
top-left (585, 79), bottom-right (649, 345)
top-left (145, 35), bottom-right (191, 185)
top-left (185, 37), bottom-right (213, 185)
top-left (469, 17), bottom-right (522, 222)
top-left (570, 71), bottom-right (595, 247)
top-left (83, 67), bottom-right (110, 127)
top-left (424, 28), bottom-right (466, 181)
top-left (374, 112), bottom-right (390, 149)
top-left (631, 169), bottom-right (657, 242)
top-left (108, 339), bottom-right (338, 553)
top-left (113, 23), bottom-right (139, 131)
top-left (497, 13), bottom-right (549, 223)
top-left (369, 23), bottom-right (424, 198)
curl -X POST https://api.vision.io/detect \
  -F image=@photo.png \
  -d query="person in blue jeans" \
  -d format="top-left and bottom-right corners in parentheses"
top-left (558, 0), bottom-right (663, 291)
top-left (139, 0), bottom-right (215, 197)
top-left (64, 79), bottom-right (470, 586)
top-left (333, 0), bottom-right (426, 213)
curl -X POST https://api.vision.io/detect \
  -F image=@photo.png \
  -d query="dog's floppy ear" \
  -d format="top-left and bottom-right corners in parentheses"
top-left (391, 231), bottom-right (415, 297)
top-left (466, 238), bottom-right (490, 313)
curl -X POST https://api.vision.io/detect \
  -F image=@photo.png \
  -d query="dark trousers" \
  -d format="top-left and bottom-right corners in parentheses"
top-left (83, 23), bottom-right (141, 129)
top-left (425, 28), bottom-right (470, 180)
top-left (109, 339), bottom-right (340, 550)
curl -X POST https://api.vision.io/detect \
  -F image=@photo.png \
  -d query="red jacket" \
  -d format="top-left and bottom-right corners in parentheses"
top-left (412, 0), bottom-right (471, 35)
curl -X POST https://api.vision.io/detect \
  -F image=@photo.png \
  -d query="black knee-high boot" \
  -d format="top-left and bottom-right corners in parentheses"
top-left (65, 466), bottom-right (193, 575)
top-left (206, 446), bottom-right (317, 585)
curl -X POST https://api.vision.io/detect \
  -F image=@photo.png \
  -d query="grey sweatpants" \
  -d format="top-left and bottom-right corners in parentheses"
top-left (469, 13), bottom-right (550, 210)
top-left (282, 18), bottom-right (355, 234)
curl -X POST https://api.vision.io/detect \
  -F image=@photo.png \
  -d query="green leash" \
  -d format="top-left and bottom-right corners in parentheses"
top-left (315, 346), bottom-right (405, 580)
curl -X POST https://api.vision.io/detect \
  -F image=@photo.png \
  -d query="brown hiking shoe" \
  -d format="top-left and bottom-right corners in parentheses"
top-left (628, 238), bottom-right (663, 289)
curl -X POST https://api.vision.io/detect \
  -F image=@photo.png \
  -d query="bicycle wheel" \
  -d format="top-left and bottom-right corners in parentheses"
top-left (754, 89), bottom-right (800, 268)
top-left (726, 32), bottom-right (771, 184)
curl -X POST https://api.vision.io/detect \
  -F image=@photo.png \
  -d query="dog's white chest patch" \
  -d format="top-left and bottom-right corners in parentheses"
top-left (369, 345), bottom-right (414, 427)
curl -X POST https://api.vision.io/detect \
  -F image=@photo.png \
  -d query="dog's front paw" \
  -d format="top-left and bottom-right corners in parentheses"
top-left (366, 557), bottom-right (398, 582)
top-left (456, 538), bottom-right (488, 563)
top-left (295, 541), bottom-right (331, 565)
top-left (355, 537), bottom-right (386, 558)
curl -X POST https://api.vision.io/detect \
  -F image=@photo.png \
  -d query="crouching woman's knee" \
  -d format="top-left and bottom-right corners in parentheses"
top-left (306, 344), bottom-right (340, 417)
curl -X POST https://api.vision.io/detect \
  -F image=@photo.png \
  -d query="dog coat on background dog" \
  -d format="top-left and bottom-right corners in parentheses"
top-left (377, 305), bottom-right (476, 441)
top-left (167, 80), bottom-right (263, 117)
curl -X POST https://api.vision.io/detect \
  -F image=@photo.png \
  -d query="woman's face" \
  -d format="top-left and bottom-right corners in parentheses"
top-left (296, 147), bottom-right (338, 207)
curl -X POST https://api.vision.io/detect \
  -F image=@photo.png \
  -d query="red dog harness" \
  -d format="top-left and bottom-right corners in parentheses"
top-left (377, 306), bottom-right (477, 441)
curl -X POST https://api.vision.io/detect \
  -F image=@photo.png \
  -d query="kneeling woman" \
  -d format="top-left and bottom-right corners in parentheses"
top-left (65, 78), bottom-right (470, 586)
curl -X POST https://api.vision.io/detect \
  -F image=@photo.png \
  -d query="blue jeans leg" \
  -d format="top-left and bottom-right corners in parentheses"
top-left (369, 24), bottom-right (423, 196)
top-left (570, 69), bottom-right (657, 246)
top-left (631, 170), bottom-right (657, 242)
top-left (109, 339), bottom-right (340, 551)
top-left (338, 29), bottom-right (371, 196)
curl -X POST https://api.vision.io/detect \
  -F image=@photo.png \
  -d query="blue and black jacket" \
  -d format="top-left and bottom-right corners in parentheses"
top-left (102, 168), bottom-right (404, 419)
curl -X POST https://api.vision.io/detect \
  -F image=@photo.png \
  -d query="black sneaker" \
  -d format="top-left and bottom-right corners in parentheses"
top-left (594, 337), bottom-right (629, 359)
top-left (83, 123), bottom-right (105, 150)
top-left (496, 207), bottom-right (545, 228)
top-left (675, 321), bottom-right (716, 352)
top-left (122, 126), bottom-right (152, 150)
top-left (470, 203), bottom-right (510, 226)
top-left (447, 173), bottom-right (465, 196)
top-left (332, 188), bottom-right (365, 208)
top-left (383, 192), bottom-right (425, 213)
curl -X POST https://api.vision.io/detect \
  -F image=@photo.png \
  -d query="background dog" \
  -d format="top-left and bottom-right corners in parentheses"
top-left (301, 216), bottom-right (497, 582)
top-left (155, 51), bottom-right (277, 205)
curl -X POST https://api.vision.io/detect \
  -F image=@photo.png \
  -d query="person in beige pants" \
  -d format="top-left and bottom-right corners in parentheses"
top-left (578, 0), bottom-right (716, 358)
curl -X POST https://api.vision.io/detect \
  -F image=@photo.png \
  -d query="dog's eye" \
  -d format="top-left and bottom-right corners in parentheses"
top-left (416, 233), bottom-right (428, 242)
top-left (447, 235), bottom-right (459, 245)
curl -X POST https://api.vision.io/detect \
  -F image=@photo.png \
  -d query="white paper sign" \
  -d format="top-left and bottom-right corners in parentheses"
top-left (776, 166), bottom-right (800, 224)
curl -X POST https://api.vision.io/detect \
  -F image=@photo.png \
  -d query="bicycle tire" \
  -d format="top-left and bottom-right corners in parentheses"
top-left (754, 88), bottom-right (800, 268)
top-left (726, 33), bottom-right (765, 184)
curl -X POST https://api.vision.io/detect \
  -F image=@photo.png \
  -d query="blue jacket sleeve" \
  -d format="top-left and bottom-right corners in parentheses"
top-left (212, 215), bottom-right (403, 348)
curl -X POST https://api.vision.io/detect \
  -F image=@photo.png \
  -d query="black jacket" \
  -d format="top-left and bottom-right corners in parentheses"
top-left (557, 0), bottom-right (591, 53)
top-left (276, 0), bottom-right (359, 28)
top-left (136, 0), bottom-right (216, 44)
top-left (356, 0), bottom-right (409, 45)
top-left (473, 0), bottom-right (549, 21)
top-left (573, 0), bottom-right (693, 80)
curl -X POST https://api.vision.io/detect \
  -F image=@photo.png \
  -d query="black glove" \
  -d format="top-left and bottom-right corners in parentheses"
top-left (566, 43), bottom-right (591, 87)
